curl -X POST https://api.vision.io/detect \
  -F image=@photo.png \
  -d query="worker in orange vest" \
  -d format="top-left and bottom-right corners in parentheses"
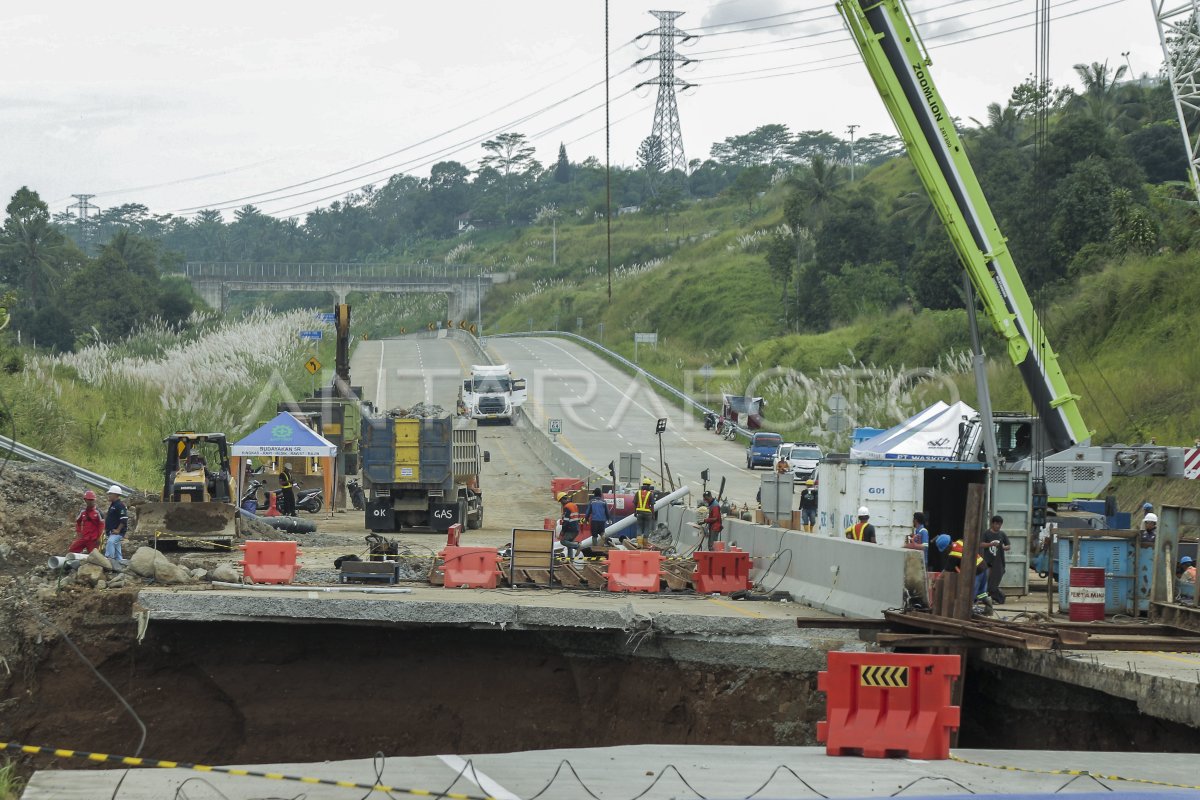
top-left (844, 506), bottom-right (876, 543)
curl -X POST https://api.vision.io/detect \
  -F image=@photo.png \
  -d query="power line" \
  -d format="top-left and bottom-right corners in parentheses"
top-left (171, 42), bottom-right (639, 214)
top-left (700, 0), bottom-right (1127, 85)
top-left (203, 69), bottom-right (635, 216)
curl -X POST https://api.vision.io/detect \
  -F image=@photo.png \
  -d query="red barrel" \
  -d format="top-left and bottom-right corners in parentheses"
top-left (1068, 566), bottom-right (1106, 621)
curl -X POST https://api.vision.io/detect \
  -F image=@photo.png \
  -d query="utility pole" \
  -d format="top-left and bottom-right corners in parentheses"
top-left (67, 193), bottom-right (97, 251)
top-left (846, 125), bottom-right (860, 181)
top-left (635, 11), bottom-right (696, 175)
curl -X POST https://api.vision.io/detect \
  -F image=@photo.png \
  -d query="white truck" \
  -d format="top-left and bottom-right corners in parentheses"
top-left (461, 364), bottom-right (526, 424)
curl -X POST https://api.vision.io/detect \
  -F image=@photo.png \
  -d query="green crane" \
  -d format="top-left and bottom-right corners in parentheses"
top-left (837, 0), bottom-right (1091, 454)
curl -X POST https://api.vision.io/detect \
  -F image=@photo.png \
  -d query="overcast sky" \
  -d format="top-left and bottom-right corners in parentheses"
top-left (0, 0), bottom-right (1156, 221)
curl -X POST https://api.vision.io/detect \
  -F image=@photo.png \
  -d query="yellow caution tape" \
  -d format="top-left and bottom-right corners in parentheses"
top-left (949, 753), bottom-right (1200, 790)
top-left (0, 741), bottom-right (500, 800)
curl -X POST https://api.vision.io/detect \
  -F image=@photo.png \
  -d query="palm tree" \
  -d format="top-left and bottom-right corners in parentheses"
top-left (1071, 60), bottom-right (1133, 130)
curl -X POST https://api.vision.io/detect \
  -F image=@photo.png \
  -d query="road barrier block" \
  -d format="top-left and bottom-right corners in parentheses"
top-left (692, 548), bottom-right (752, 595)
top-left (817, 652), bottom-right (960, 760)
top-left (607, 550), bottom-right (662, 593)
top-left (239, 540), bottom-right (301, 584)
top-left (440, 546), bottom-right (501, 589)
top-left (445, 523), bottom-right (462, 548)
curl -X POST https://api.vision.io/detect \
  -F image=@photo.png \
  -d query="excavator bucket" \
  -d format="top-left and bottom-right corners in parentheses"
top-left (133, 501), bottom-right (241, 549)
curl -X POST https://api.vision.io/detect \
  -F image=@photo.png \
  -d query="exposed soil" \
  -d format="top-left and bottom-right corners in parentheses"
top-left (2, 622), bottom-right (821, 768)
top-left (960, 660), bottom-right (1200, 751)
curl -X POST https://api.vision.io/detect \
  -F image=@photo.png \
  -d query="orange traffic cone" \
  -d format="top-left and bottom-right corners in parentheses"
top-left (264, 491), bottom-right (281, 517)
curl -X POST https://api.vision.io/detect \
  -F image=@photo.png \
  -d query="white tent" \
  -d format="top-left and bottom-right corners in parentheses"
top-left (850, 401), bottom-right (978, 461)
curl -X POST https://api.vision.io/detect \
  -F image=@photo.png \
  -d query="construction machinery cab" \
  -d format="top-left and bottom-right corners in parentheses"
top-left (163, 432), bottom-right (234, 503)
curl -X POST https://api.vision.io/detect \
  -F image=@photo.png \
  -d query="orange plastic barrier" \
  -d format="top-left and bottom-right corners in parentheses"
top-left (550, 477), bottom-right (585, 497)
top-left (238, 540), bottom-right (302, 585)
top-left (263, 491), bottom-right (281, 517)
top-left (692, 549), bottom-right (752, 595)
top-left (440, 546), bottom-right (501, 589)
top-left (543, 517), bottom-right (556, 531)
top-left (607, 550), bottom-right (662, 593)
top-left (445, 523), bottom-right (462, 548)
top-left (817, 652), bottom-right (961, 760)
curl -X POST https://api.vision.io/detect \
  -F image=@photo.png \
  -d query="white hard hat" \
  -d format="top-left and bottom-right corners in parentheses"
top-left (107, 485), bottom-right (124, 495)
top-left (1144, 512), bottom-right (1158, 524)
top-left (857, 506), bottom-right (870, 517)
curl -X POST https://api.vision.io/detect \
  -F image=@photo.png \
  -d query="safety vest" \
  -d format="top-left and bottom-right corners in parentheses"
top-left (279, 471), bottom-right (292, 489)
top-left (635, 490), bottom-right (653, 513)
top-left (948, 541), bottom-right (984, 570)
top-left (847, 521), bottom-right (869, 541)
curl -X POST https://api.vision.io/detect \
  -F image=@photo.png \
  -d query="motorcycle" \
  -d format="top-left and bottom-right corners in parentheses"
top-left (347, 478), bottom-right (365, 511)
top-left (703, 411), bottom-right (718, 431)
top-left (240, 479), bottom-right (264, 513)
top-left (268, 482), bottom-right (324, 514)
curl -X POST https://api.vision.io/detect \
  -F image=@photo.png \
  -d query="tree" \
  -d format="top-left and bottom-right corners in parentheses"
top-left (0, 187), bottom-right (75, 311)
top-left (1071, 60), bottom-right (1132, 130)
top-left (553, 143), bottom-right (572, 184)
top-left (726, 165), bottom-right (770, 212)
top-left (1052, 157), bottom-right (1116, 266)
top-left (480, 132), bottom-right (537, 179)
top-left (785, 155), bottom-right (843, 228)
top-left (637, 135), bottom-right (667, 197)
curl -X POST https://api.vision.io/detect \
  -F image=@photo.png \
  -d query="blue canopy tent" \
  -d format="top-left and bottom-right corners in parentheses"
top-left (231, 411), bottom-right (338, 514)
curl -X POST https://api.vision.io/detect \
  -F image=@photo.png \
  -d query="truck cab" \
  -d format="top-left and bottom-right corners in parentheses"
top-left (746, 432), bottom-right (783, 470)
top-left (461, 364), bottom-right (526, 424)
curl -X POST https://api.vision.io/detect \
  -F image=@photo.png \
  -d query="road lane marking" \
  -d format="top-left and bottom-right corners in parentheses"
top-left (527, 338), bottom-right (746, 474)
top-left (705, 595), bottom-right (765, 618)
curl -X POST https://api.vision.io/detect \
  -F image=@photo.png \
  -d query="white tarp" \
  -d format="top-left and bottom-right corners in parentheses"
top-left (850, 401), bottom-right (978, 461)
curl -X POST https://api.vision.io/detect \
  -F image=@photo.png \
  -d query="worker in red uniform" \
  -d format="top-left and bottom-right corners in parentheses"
top-left (69, 490), bottom-right (104, 554)
top-left (701, 490), bottom-right (723, 549)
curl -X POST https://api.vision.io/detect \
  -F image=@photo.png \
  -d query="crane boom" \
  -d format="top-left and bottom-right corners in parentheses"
top-left (837, 0), bottom-right (1091, 453)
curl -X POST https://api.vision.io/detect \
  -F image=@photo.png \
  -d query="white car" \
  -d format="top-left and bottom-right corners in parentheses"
top-left (777, 442), bottom-right (823, 481)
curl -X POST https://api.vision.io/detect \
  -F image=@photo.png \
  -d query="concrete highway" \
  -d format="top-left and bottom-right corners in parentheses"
top-left (486, 336), bottom-right (765, 507)
top-left (349, 333), bottom-right (552, 533)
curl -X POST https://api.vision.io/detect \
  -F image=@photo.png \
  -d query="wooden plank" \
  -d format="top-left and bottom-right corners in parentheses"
top-left (662, 562), bottom-right (693, 592)
top-left (1068, 635), bottom-right (1200, 652)
top-left (796, 618), bottom-right (890, 629)
top-left (580, 563), bottom-right (608, 590)
top-left (876, 633), bottom-right (983, 648)
top-left (883, 611), bottom-right (1056, 650)
top-left (555, 563), bottom-right (586, 587)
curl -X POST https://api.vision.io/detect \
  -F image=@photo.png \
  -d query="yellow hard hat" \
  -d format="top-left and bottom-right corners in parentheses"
top-left (556, 491), bottom-right (568, 502)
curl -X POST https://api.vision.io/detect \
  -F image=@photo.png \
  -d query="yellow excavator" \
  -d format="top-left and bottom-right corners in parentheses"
top-left (133, 432), bottom-right (241, 548)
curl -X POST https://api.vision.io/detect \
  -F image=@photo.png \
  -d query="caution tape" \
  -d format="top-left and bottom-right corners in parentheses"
top-left (0, 741), bottom-right (500, 800)
top-left (949, 753), bottom-right (1200, 790)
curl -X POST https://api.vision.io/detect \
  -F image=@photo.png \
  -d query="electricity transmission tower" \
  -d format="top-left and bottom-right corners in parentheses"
top-left (635, 11), bottom-right (696, 174)
top-left (67, 193), bottom-right (98, 250)
top-left (1151, 0), bottom-right (1200, 204)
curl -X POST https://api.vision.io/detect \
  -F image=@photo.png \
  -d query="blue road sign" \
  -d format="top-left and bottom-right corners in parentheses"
top-left (298, 330), bottom-right (323, 341)
top-left (316, 312), bottom-right (336, 323)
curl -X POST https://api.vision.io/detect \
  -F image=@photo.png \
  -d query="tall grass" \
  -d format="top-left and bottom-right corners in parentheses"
top-left (0, 759), bottom-right (23, 800)
top-left (6, 308), bottom-right (335, 488)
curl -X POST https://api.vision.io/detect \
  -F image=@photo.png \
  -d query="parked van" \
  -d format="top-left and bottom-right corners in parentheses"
top-left (746, 432), bottom-right (783, 469)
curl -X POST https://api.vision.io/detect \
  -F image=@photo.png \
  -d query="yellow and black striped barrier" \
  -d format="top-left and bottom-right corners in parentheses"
top-left (949, 753), bottom-right (1200, 790)
top-left (0, 742), bottom-right (500, 800)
